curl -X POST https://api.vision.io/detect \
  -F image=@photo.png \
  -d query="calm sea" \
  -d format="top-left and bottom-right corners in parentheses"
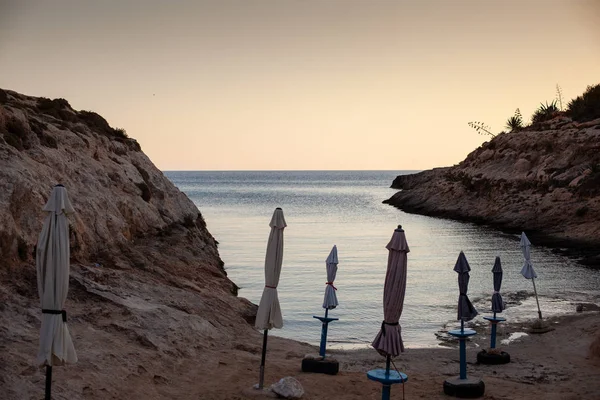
top-left (165, 170), bottom-right (600, 348)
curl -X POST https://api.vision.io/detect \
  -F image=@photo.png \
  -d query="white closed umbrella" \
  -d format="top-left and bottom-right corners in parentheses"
top-left (520, 232), bottom-right (542, 319)
top-left (36, 184), bottom-right (77, 399)
top-left (255, 208), bottom-right (286, 389)
top-left (323, 245), bottom-right (339, 309)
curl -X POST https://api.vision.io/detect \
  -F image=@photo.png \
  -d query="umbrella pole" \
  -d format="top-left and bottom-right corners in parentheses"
top-left (381, 355), bottom-right (391, 400)
top-left (459, 319), bottom-right (467, 380)
top-left (258, 329), bottom-right (268, 390)
top-left (491, 312), bottom-right (497, 349)
top-left (45, 365), bottom-right (52, 400)
top-left (531, 277), bottom-right (542, 319)
top-left (319, 309), bottom-right (329, 357)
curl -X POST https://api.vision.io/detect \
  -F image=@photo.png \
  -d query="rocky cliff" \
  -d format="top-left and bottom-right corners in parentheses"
top-left (385, 116), bottom-right (600, 266)
top-left (0, 89), bottom-right (259, 399)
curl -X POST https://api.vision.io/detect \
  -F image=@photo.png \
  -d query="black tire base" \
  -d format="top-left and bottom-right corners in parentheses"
top-left (443, 376), bottom-right (485, 398)
top-left (477, 349), bottom-right (510, 365)
top-left (301, 358), bottom-right (339, 375)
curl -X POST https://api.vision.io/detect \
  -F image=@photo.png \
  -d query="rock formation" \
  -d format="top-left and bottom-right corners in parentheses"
top-left (0, 89), bottom-right (258, 399)
top-left (385, 116), bottom-right (600, 266)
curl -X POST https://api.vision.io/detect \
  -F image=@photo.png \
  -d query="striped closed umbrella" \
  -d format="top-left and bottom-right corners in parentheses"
top-left (322, 245), bottom-right (339, 310)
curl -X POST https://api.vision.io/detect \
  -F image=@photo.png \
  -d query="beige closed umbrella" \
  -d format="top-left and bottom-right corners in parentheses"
top-left (255, 208), bottom-right (286, 390)
top-left (36, 185), bottom-right (77, 400)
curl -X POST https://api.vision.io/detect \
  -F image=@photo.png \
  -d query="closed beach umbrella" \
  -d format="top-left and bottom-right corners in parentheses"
top-left (454, 251), bottom-right (478, 322)
top-left (322, 245), bottom-right (338, 309)
top-left (520, 232), bottom-right (537, 279)
top-left (372, 225), bottom-right (409, 357)
top-left (255, 208), bottom-right (286, 389)
top-left (36, 185), bottom-right (77, 399)
top-left (520, 232), bottom-right (542, 319)
top-left (491, 256), bottom-right (503, 313)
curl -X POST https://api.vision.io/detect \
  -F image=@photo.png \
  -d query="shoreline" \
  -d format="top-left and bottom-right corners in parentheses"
top-left (6, 303), bottom-right (598, 399)
top-left (384, 197), bottom-right (600, 269)
top-left (270, 304), bottom-right (600, 353)
top-left (246, 311), bottom-right (600, 399)
top-left (267, 288), bottom-right (600, 352)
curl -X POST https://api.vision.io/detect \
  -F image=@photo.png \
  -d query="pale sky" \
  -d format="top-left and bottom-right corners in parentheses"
top-left (1, 0), bottom-right (599, 170)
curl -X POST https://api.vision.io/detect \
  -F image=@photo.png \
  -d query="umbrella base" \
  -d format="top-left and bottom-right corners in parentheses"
top-left (242, 386), bottom-right (278, 398)
top-left (529, 319), bottom-right (554, 334)
top-left (477, 349), bottom-right (510, 365)
top-left (443, 376), bottom-right (485, 398)
top-left (301, 355), bottom-right (339, 375)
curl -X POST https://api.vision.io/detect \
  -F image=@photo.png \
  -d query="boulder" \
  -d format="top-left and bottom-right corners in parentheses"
top-left (271, 377), bottom-right (304, 399)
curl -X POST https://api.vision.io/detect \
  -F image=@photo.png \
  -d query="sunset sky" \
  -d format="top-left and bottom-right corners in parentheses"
top-left (1, 0), bottom-right (599, 170)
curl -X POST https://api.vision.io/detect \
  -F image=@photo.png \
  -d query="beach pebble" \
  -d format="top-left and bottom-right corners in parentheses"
top-left (270, 377), bottom-right (304, 399)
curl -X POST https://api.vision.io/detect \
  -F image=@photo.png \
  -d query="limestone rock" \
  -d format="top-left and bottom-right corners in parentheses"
top-left (386, 116), bottom-right (600, 266)
top-left (271, 376), bottom-right (304, 399)
top-left (0, 89), bottom-right (259, 399)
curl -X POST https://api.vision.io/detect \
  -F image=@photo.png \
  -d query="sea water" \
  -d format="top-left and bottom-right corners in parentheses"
top-left (165, 170), bottom-right (600, 348)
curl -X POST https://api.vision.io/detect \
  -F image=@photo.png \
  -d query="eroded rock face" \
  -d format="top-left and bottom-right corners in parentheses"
top-left (0, 89), bottom-right (258, 399)
top-left (385, 117), bottom-right (600, 265)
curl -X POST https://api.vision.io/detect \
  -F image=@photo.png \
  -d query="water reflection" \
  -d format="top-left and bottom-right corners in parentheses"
top-left (166, 171), bottom-right (600, 348)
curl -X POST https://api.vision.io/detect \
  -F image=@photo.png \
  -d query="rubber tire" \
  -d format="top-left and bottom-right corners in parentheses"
top-left (301, 358), bottom-right (339, 375)
top-left (443, 379), bottom-right (485, 398)
top-left (476, 350), bottom-right (510, 365)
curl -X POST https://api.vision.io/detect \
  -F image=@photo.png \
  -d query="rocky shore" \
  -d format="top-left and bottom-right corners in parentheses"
top-left (2, 88), bottom-right (599, 399)
top-left (0, 89), bottom-right (258, 398)
top-left (385, 117), bottom-right (600, 267)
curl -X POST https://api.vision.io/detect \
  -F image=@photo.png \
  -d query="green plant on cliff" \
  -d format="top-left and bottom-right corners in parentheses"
top-left (505, 108), bottom-right (523, 132)
top-left (566, 84), bottom-right (600, 122)
top-left (113, 127), bottom-right (128, 139)
top-left (531, 100), bottom-right (559, 124)
top-left (468, 121), bottom-right (495, 137)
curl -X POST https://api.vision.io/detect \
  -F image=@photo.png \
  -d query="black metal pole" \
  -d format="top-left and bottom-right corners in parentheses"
top-left (385, 355), bottom-right (391, 376)
top-left (258, 329), bottom-right (268, 389)
top-left (382, 355), bottom-right (392, 400)
top-left (45, 365), bottom-right (52, 400)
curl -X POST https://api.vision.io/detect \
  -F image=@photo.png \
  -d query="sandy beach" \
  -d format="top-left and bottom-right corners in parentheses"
top-left (204, 312), bottom-right (600, 400)
top-left (4, 306), bottom-right (599, 400)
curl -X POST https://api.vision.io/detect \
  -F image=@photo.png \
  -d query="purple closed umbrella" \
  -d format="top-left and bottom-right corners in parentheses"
top-left (372, 225), bottom-right (409, 357)
top-left (454, 251), bottom-right (478, 322)
top-left (491, 257), bottom-right (503, 313)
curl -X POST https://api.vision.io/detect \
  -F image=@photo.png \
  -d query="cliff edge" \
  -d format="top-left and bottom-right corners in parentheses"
top-left (0, 89), bottom-right (259, 399)
top-left (385, 115), bottom-right (600, 266)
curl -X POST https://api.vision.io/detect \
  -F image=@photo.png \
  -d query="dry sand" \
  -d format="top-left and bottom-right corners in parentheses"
top-left (233, 312), bottom-right (600, 400)
top-left (7, 311), bottom-right (599, 400)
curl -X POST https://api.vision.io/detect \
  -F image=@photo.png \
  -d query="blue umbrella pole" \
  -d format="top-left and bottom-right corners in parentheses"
top-left (45, 365), bottom-right (52, 400)
top-left (382, 355), bottom-right (391, 400)
top-left (459, 320), bottom-right (467, 380)
top-left (319, 309), bottom-right (329, 357)
top-left (258, 330), bottom-right (268, 389)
